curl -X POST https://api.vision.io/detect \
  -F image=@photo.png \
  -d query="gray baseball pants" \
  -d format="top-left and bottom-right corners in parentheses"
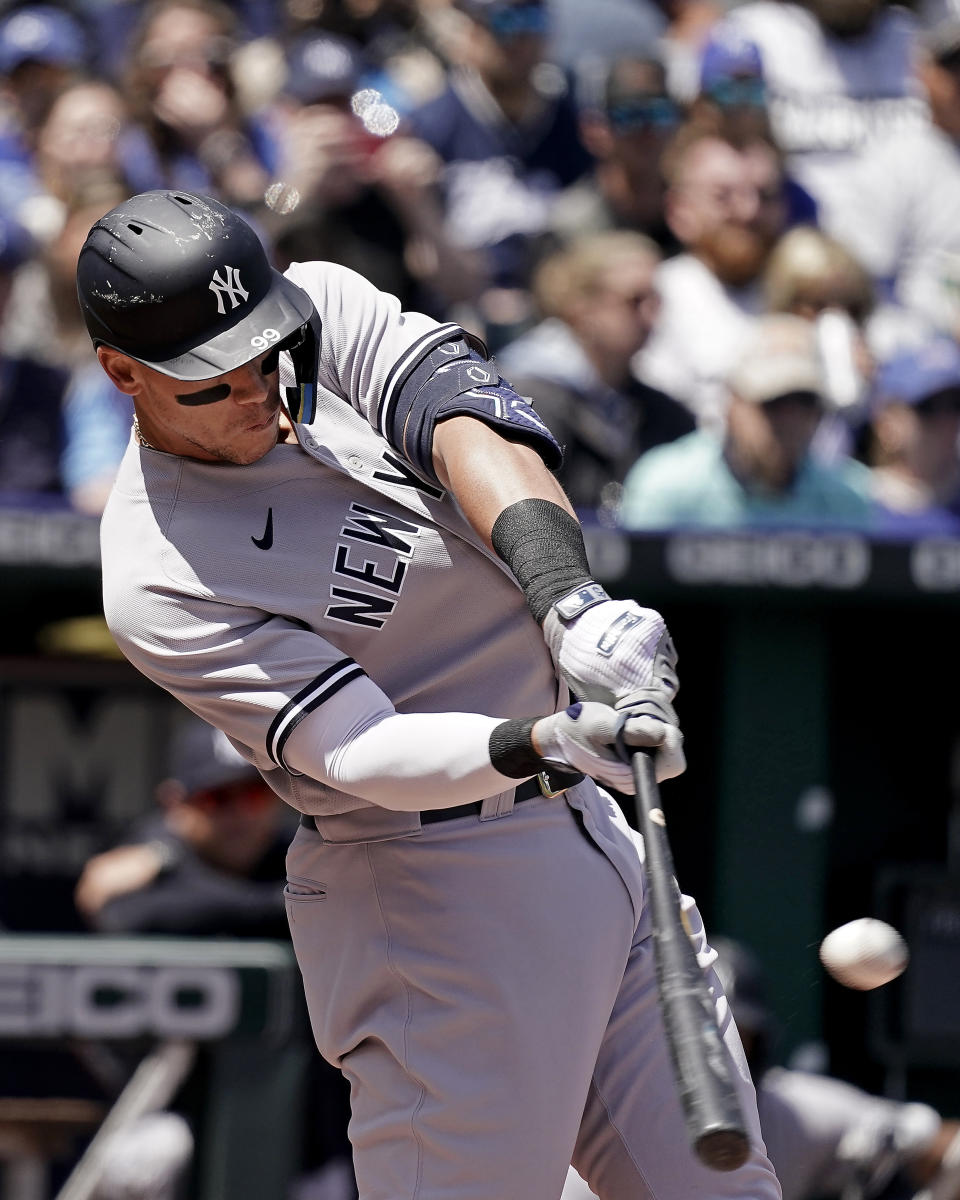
top-left (285, 783), bottom-right (781, 1200)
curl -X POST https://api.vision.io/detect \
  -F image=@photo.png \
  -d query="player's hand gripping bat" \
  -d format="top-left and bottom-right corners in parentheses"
top-left (629, 748), bottom-right (751, 1172)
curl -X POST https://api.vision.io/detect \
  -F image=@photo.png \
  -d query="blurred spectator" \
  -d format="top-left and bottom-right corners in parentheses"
top-left (865, 336), bottom-right (960, 534)
top-left (408, 0), bottom-right (593, 340)
top-left (74, 714), bottom-right (295, 936)
top-left (619, 313), bottom-right (875, 530)
top-left (265, 29), bottom-right (484, 314)
top-left (0, 4), bottom-right (90, 220)
top-left (652, 0), bottom-right (726, 105)
top-left (279, 0), bottom-right (449, 113)
top-left (497, 230), bottom-right (694, 523)
top-left (690, 28), bottom-right (769, 146)
top-left (11, 77), bottom-right (131, 245)
top-left (549, 54), bottom-right (684, 256)
top-left (711, 936), bottom-right (960, 1200)
top-left (545, 0), bottom-right (665, 76)
top-left (117, 0), bottom-right (277, 210)
top-left (2, 178), bottom-right (119, 368)
top-left (634, 125), bottom-right (789, 428)
top-left (703, 0), bottom-right (928, 230)
top-left (59, 356), bottom-right (135, 516)
top-left (1, 180), bottom-right (133, 512)
top-left (687, 26), bottom-right (818, 227)
top-left (825, 12), bottom-right (960, 343)
top-left (763, 224), bottom-right (876, 455)
top-left (0, 5), bottom-right (89, 145)
top-left (765, 225), bottom-right (875, 332)
top-left (0, 208), bottom-right (68, 500)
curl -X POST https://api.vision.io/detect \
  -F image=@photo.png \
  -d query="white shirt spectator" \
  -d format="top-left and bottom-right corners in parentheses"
top-left (634, 252), bottom-right (762, 429)
top-left (711, 1), bottom-right (928, 226)
top-left (826, 121), bottom-right (960, 338)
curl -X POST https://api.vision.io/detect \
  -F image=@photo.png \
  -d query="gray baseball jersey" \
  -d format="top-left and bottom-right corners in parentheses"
top-left (100, 260), bottom-right (780, 1199)
top-left (102, 261), bottom-right (560, 816)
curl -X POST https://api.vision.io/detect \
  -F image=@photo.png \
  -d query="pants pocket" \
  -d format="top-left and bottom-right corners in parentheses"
top-left (284, 875), bottom-right (327, 902)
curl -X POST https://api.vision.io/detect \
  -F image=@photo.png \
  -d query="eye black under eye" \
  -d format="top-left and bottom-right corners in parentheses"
top-left (175, 383), bottom-right (232, 406)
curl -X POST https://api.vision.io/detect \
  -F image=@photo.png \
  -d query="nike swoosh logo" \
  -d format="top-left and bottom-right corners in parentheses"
top-left (251, 507), bottom-right (274, 550)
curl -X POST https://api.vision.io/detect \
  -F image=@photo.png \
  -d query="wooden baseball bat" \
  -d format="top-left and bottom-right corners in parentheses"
top-left (631, 750), bottom-right (751, 1172)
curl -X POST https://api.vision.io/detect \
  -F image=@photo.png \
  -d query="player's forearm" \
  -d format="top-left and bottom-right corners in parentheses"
top-left (431, 415), bottom-right (575, 550)
top-left (284, 708), bottom-right (531, 810)
top-left (283, 702), bottom-right (646, 806)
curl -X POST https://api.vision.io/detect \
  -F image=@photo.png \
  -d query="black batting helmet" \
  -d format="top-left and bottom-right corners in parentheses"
top-left (77, 190), bottom-right (318, 392)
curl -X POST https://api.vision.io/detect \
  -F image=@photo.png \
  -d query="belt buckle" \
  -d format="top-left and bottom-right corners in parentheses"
top-left (537, 769), bottom-right (567, 798)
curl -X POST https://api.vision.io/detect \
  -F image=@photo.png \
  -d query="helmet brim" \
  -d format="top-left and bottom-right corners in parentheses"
top-left (115, 271), bottom-right (316, 382)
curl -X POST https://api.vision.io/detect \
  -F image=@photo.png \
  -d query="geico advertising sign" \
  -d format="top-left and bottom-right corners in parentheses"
top-left (0, 963), bottom-right (240, 1039)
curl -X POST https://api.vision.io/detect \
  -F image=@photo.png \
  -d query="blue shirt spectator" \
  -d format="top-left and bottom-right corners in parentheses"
top-left (60, 359), bottom-right (133, 515)
top-left (620, 312), bottom-right (875, 529)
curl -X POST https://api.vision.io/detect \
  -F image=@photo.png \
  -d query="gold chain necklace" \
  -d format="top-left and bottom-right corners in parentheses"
top-left (133, 416), bottom-right (156, 450)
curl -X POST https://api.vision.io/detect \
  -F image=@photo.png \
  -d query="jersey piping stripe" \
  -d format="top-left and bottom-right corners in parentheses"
top-left (375, 323), bottom-right (462, 437)
top-left (267, 659), bottom-right (366, 770)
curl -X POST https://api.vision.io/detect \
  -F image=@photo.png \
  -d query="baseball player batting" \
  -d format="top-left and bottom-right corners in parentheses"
top-left (79, 190), bottom-right (779, 1200)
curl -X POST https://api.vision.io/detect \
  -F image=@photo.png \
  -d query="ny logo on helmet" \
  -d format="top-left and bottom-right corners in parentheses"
top-left (209, 266), bottom-right (249, 315)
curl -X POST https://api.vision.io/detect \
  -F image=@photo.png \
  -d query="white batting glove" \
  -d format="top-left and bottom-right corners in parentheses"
top-left (532, 702), bottom-right (677, 795)
top-left (542, 594), bottom-right (685, 781)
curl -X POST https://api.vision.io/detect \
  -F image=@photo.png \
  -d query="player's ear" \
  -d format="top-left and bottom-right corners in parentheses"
top-left (97, 346), bottom-right (141, 396)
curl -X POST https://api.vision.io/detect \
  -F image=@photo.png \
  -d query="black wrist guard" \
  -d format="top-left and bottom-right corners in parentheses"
top-left (489, 717), bottom-right (542, 778)
top-left (490, 499), bottom-right (598, 625)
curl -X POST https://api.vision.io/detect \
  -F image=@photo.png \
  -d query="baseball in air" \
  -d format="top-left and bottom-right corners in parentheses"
top-left (819, 918), bottom-right (909, 990)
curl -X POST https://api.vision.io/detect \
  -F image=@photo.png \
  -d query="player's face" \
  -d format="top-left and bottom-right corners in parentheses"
top-left (101, 347), bottom-right (284, 465)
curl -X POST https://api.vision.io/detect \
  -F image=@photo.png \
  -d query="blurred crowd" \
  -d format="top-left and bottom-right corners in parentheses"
top-left (2, 0), bottom-right (960, 533)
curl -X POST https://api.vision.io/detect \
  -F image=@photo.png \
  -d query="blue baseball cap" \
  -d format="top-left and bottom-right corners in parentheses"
top-left (0, 6), bottom-right (87, 73)
top-left (700, 30), bottom-right (763, 90)
top-left (876, 337), bottom-right (960, 407)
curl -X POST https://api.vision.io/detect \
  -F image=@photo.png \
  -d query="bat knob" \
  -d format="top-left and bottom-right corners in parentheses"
top-left (695, 1129), bottom-right (750, 1172)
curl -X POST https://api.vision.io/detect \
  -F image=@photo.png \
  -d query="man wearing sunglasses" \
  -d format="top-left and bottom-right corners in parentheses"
top-left (79, 188), bottom-right (778, 1198)
top-left (550, 55), bottom-right (684, 257)
top-left (621, 313), bottom-right (875, 529)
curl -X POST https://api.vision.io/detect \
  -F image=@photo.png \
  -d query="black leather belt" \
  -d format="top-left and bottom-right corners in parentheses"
top-left (420, 768), bottom-right (583, 826)
top-left (299, 769), bottom-right (583, 832)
